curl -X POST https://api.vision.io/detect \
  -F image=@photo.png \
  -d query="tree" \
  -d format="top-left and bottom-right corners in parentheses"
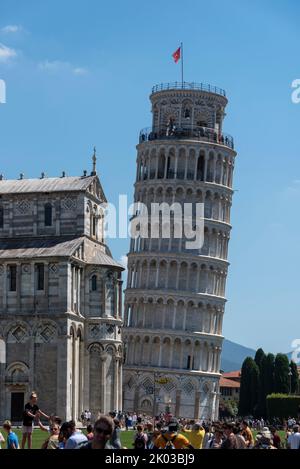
top-left (290, 360), bottom-right (299, 394)
top-left (262, 353), bottom-right (275, 396)
top-left (274, 354), bottom-right (290, 394)
top-left (254, 348), bottom-right (266, 417)
top-left (258, 353), bottom-right (275, 417)
top-left (238, 357), bottom-right (260, 416)
top-left (255, 348), bottom-right (266, 371)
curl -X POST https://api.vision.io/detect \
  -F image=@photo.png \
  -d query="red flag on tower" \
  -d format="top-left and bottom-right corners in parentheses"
top-left (172, 46), bottom-right (181, 63)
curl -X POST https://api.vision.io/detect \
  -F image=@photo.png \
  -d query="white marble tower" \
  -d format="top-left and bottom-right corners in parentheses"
top-left (123, 82), bottom-right (236, 419)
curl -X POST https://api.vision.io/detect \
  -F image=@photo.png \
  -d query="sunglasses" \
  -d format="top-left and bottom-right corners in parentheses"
top-left (94, 427), bottom-right (111, 436)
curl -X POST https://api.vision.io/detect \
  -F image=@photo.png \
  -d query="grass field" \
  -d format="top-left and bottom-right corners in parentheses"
top-left (0, 429), bottom-right (288, 449)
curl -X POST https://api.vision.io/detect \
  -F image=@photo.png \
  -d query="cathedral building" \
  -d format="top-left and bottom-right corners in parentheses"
top-left (0, 155), bottom-right (123, 422)
top-left (123, 82), bottom-right (237, 419)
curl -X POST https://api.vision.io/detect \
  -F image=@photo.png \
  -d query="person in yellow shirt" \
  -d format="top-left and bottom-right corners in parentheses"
top-left (183, 422), bottom-right (205, 449)
top-left (154, 419), bottom-right (194, 449)
top-left (241, 420), bottom-right (254, 448)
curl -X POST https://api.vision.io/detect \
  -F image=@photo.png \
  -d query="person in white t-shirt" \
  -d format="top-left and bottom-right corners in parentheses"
top-left (287, 425), bottom-right (300, 449)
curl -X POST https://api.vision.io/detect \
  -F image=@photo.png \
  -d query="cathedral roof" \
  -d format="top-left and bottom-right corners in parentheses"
top-left (0, 175), bottom-right (98, 194)
top-left (0, 236), bottom-right (124, 269)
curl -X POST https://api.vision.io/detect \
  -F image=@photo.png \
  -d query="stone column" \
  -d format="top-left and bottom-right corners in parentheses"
top-left (16, 263), bottom-right (21, 311)
top-left (196, 267), bottom-right (200, 293)
top-left (114, 358), bottom-right (119, 410)
top-left (194, 391), bottom-right (200, 419)
top-left (172, 304), bottom-right (177, 329)
top-left (55, 196), bottom-right (61, 236)
top-left (77, 268), bottom-right (81, 313)
top-left (45, 262), bottom-right (49, 310)
top-left (212, 156), bottom-right (217, 183)
top-left (175, 264), bottom-right (180, 289)
top-left (220, 160), bottom-right (224, 185)
top-left (174, 148), bottom-right (179, 178)
top-left (155, 262), bottom-right (160, 288)
top-left (2, 264), bottom-right (7, 312)
top-left (71, 265), bottom-right (74, 311)
top-left (133, 386), bottom-right (139, 412)
top-left (118, 279), bottom-right (123, 319)
top-left (78, 337), bottom-right (84, 419)
top-left (100, 355), bottom-right (106, 413)
top-left (57, 334), bottom-right (71, 421)
top-left (158, 342), bottom-right (162, 367)
top-left (169, 339), bottom-right (174, 368)
top-left (33, 197), bottom-right (37, 235)
top-left (72, 334), bottom-right (78, 420)
top-left (204, 154), bottom-right (208, 181)
top-left (83, 345), bottom-right (90, 412)
top-left (118, 359), bottom-right (123, 411)
top-left (182, 309), bottom-right (187, 331)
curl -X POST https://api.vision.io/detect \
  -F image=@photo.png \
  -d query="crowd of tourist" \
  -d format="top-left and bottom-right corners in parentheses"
top-left (1, 392), bottom-right (300, 449)
top-left (1, 412), bottom-right (300, 450)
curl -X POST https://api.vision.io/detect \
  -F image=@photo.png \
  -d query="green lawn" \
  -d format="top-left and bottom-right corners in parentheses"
top-left (0, 428), bottom-right (137, 449)
top-left (0, 429), bottom-right (287, 449)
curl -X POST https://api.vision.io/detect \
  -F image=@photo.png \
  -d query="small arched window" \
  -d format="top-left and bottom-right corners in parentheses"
top-left (44, 203), bottom-right (52, 226)
top-left (91, 274), bottom-right (97, 291)
top-left (0, 206), bottom-right (3, 228)
top-left (92, 216), bottom-right (96, 237)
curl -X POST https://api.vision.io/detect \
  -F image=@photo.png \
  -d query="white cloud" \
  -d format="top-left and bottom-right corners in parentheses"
top-left (0, 43), bottom-right (17, 62)
top-left (38, 60), bottom-right (66, 71)
top-left (284, 180), bottom-right (300, 197)
top-left (38, 60), bottom-right (88, 76)
top-left (119, 255), bottom-right (128, 269)
top-left (73, 67), bottom-right (88, 75)
top-left (1, 25), bottom-right (22, 33)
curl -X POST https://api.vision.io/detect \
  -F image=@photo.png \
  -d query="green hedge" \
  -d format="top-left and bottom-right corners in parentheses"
top-left (266, 393), bottom-right (300, 418)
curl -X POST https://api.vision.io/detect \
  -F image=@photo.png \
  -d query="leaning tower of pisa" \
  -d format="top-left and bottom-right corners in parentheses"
top-left (123, 82), bottom-right (236, 420)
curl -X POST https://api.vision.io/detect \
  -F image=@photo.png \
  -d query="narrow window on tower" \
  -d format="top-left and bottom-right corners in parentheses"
top-left (0, 206), bottom-right (3, 228)
top-left (187, 355), bottom-right (191, 369)
top-left (9, 265), bottom-right (17, 291)
top-left (92, 216), bottom-right (96, 237)
top-left (91, 274), bottom-right (97, 291)
top-left (44, 203), bottom-right (52, 226)
top-left (36, 264), bottom-right (45, 290)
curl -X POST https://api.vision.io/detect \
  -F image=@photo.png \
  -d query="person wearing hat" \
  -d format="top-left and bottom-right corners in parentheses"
top-left (254, 431), bottom-right (276, 449)
top-left (154, 419), bottom-right (194, 449)
top-left (183, 422), bottom-right (205, 449)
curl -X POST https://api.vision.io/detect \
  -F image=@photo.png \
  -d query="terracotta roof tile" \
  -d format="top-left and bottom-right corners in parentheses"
top-left (220, 377), bottom-right (240, 388)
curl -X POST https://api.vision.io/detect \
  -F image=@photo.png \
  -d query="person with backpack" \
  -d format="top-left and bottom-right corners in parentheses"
top-left (133, 424), bottom-right (148, 449)
top-left (154, 419), bottom-right (194, 449)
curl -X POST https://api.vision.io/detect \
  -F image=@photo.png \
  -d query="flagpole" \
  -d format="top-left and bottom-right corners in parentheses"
top-left (181, 42), bottom-right (184, 88)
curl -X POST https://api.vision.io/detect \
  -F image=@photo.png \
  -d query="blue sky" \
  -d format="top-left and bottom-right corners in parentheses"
top-left (0, 0), bottom-right (299, 355)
